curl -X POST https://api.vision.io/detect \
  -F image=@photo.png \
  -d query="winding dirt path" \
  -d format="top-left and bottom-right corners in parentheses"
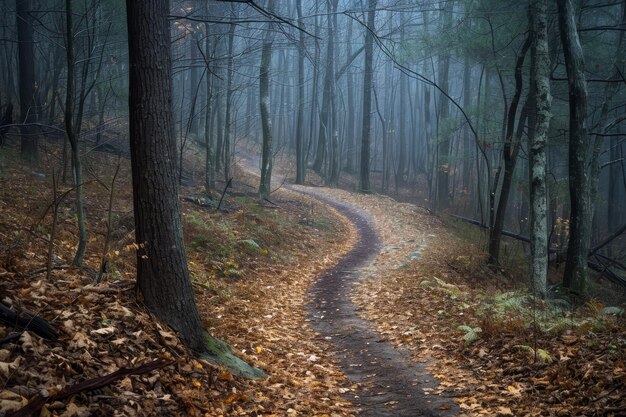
top-left (300, 189), bottom-right (457, 417)
top-left (238, 155), bottom-right (457, 415)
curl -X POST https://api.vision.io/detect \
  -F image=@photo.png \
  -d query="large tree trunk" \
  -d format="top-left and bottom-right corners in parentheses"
top-left (259, 0), bottom-right (275, 199)
top-left (16, 0), bottom-right (39, 163)
top-left (126, 0), bottom-right (205, 351)
top-left (359, 0), bottom-right (377, 192)
top-left (557, 0), bottom-right (590, 296)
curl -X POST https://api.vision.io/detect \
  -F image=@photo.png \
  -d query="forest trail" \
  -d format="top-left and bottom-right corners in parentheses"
top-left (240, 155), bottom-right (457, 416)
top-left (303, 190), bottom-right (457, 416)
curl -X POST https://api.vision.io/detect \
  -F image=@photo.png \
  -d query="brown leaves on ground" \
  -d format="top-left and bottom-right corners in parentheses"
top-left (307, 187), bottom-right (626, 417)
top-left (0, 149), bottom-right (357, 416)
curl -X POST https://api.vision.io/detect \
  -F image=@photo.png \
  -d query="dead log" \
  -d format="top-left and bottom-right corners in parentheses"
top-left (0, 302), bottom-right (58, 340)
top-left (0, 332), bottom-right (21, 346)
top-left (7, 359), bottom-right (173, 417)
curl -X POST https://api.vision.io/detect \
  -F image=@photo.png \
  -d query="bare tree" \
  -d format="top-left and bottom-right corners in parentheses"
top-left (16, 0), bottom-right (38, 163)
top-left (359, 0), bottom-right (377, 193)
top-left (558, 0), bottom-right (590, 296)
top-left (259, 0), bottom-right (276, 198)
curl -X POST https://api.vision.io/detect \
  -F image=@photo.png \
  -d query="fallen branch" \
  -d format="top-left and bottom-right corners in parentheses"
top-left (7, 359), bottom-right (173, 417)
top-left (0, 302), bottom-right (58, 341)
top-left (589, 223), bottom-right (626, 256)
top-left (217, 178), bottom-right (233, 211)
top-left (28, 264), bottom-right (69, 278)
top-left (450, 214), bottom-right (626, 287)
top-left (0, 332), bottom-right (21, 346)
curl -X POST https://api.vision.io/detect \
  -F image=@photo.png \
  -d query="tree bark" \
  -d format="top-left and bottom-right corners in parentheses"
top-left (313, 1), bottom-right (336, 176)
top-left (359, 0), bottom-right (377, 192)
top-left (223, 9), bottom-right (236, 182)
top-left (16, 0), bottom-right (39, 163)
top-left (436, 5), bottom-right (452, 211)
top-left (204, 5), bottom-right (215, 194)
top-left (64, 0), bottom-right (88, 267)
top-left (126, 0), bottom-right (205, 351)
top-left (488, 37), bottom-right (531, 266)
top-left (558, 0), bottom-right (590, 296)
top-left (528, 0), bottom-right (551, 298)
top-left (295, 0), bottom-right (306, 184)
top-left (259, 0), bottom-right (275, 199)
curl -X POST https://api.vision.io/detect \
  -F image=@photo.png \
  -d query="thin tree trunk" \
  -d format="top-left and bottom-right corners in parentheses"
top-left (436, 5), bottom-right (452, 210)
top-left (558, 0), bottom-right (590, 295)
top-left (223, 9), bottom-right (236, 182)
top-left (16, 0), bottom-right (39, 163)
top-left (359, 0), bottom-right (377, 192)
top-left (295, 0), bottom-right (306, 184)
top-left (64, 0), bottom-right (88, 267)
top-left (204, 10), bottom-right (215, 194)
top-left (259, 0), bottom-right (275, 198)
top-left (488, 37), bottom-right (531, 266)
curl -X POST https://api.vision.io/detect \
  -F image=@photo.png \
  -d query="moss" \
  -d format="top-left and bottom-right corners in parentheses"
top-left (200, 331), bottom-right (266, 379)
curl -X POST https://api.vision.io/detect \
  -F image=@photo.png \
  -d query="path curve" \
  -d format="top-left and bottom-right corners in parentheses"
top-left (238, 156), bottom-right (456, 416)
top-left (300, 189), bottom-right (457, 417)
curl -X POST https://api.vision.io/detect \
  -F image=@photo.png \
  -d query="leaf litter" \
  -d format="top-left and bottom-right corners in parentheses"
top-left (0, 152), bottom-right (358, 416)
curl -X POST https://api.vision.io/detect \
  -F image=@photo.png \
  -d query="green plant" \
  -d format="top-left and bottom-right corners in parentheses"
top-left (458, 325), bottom-right (482, 346)
top-left (514, 345), bottom-right (553, 363)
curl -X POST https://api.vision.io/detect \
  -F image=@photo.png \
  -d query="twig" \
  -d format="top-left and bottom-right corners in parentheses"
top-left (217, 178), bottom-right (233, 211)
top-left (8, 359), bottom-right (173, 417)
top-left (96, 156), bottom-right (121, 283)
top-left (46, 170), bottom-right (59, 281)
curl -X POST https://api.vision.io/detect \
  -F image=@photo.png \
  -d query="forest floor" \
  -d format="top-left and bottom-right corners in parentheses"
top-left (0, 141), bottom-right (625, 417)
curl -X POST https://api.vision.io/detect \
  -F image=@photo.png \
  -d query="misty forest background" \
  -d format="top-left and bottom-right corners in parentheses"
top-left (1, 0), bottom-right (625, 301)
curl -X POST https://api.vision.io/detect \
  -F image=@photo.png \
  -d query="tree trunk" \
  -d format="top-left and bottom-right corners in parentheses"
top-left (327, 0), bottom-right (339, 185)
top-left (488, 37), bottom-right (531, 266)
top-left (313, 2), bottom-right (336, 176)
top-left (64, 0), bottom-right (88, 267)
top-left (259, 0), bottom-right (275, 199)
top-left (189, 34), bottom-right (200, 137)
top-left (295, 0), bottom-right (306, 184)
top-left (462, 60), bottom-right (472, 190)
top-left (16, 0), bottom-right (39, 163)
top-left (558, 0), bottom-right (590, 296)
top-left (204, 9), bottom-right (215, 194)
top-left (528, 0), bottom-right (551, 298)
top-left (126, 0), bottom-right (205, 351)
top-left (436, 5), bottom-right (452, 211)
top-left (359, 0), bottom-right (377, 192)
top-left (223, 10), bottom-right (236, 182)
top-left (344, 17), bottom-right (356, 174)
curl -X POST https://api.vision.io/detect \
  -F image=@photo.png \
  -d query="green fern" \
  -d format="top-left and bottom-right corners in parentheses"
top-left (458, 325), bottom-right (482, 346)
top-left (513, 345), bottom-right (553, 363)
